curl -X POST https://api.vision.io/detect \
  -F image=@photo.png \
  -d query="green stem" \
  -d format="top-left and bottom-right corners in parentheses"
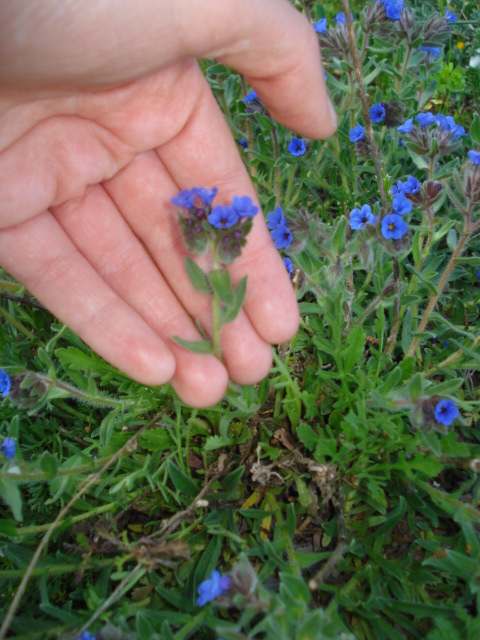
top-left (271, 127), bottom-right (281, 205)
top-left (429, 155), bottom-right (435, 180)
top-left (74, 564), bottom-right (145, 638)
top-left (395, 45), bottom-right (412, 94)
top-left (0, 306), bottom-right (36, 341)
top-left (284, 163), bottom-right (296, 207)
top-left (211, 242), bottom-right (222, 359)
top-left (5, 502), bottom-right (118, 537)
top-left (406, 232), bottom-right (470, 358)
top-left (0, 557), bottom-right (119, 579)
top-left (40, 373), bottom-right (129, 409)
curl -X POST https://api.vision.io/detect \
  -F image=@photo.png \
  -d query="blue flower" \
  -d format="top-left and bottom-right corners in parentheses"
top-left (381, 214), bottom-right (408, 240)
top-left (288, 138), bottom-right (306, 156)
top-left (434, 399), bottom-right (459, 426)
top-left (238, 139), bottom-right (248, 149)
top-left (0, 369), bottom-right (11, 398)
top-left (313, 18), bottom-right (327, 34)
top-left (445, 8), bottom-right (457, 23)
top-left (172, 189), bottom-right (197, 209)
top-left (392, 177), bottom-right (419, 196)
top-left (267, 206), bottom-right (286, 230)
top-left (382, 0), bottom-right (404, 21)
top-left (195, 187), bottom-right (218, 207)
top-left (334, 12), bottom-right (352, 25)
top-left (403, 176), bottom-right (420, 194)
top-left (283, 257), bottom-right (293, 277)
top-left (350, 124), bottom-right (365, 142)
top-left (468, 150), bottom-right (480, 165)
top-left (77, 633), bottom-right (95, 640)
top-left (1, 437), bottom-right (16, 460)
top-left (397, 118), bottom-right (413, 133)
top-left (416, 112), bottom-right (436, 127)
top-left (208, 205), bottom-right (239, 229)
top-left (196, 570), bottom-right (231, 606)
top-left (435, 114), bottom-right (467, 139)
top-left (370, 104), bottom-right (386, 124)
top-left (349, 205), bottom-right (378, 230)
top-left (476, 268), bottom-right (480, 280)
top-left (232, 196), bottom-right (258, 219)
top-left (243, 89), bottom-right (258, 103)
top-left (392, 194), bottom-right (413, 216)
top-left (271, 224), bottom-right (293, 250)
top-left (419, 46), bottom-right (441, 58)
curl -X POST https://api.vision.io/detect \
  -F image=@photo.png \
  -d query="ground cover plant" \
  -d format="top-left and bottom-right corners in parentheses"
top-left (1, 0), bottom-right (480, 638)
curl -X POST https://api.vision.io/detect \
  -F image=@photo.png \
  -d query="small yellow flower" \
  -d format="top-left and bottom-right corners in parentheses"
top-left (457, 41), bottom-right (465, 50)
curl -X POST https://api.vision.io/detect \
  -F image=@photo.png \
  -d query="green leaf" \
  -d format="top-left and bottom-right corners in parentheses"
top-left (0, 476), bottom-right (23, 521)
top-left (343, 326), bottom-right (365, 370)
top-left (331, 216), bottom-right (348, 254)
top-left (139, 428), bottom-right (173, 452)
top-left (378, 366), bottom-right (402, 395)
top-left (167, 461), bottom-right (199, 498)
top-left (184, 257), bottom-right (212, 295)
top-left (172, 336), bottom-right (214, 354)
top-left (297, 423), bottom-right (319, 451)
top-left (219, 276), bottom-right (248, 325)
top-left (471, 112), bottom-right (480, 145)
top-left (408, 372), bottom-right (423, 402)
top-left (208, 268), bottom-right (234, 306)
top-left (294, 475), bottom-right (311, 507)
top-left (39, 451), bottom-right (58, 480)
top-left (401, 307), bottom-right (413, 356)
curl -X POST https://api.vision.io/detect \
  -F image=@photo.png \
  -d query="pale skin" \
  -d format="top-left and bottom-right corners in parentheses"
top-left (0, 0), bottom-right (336, 407)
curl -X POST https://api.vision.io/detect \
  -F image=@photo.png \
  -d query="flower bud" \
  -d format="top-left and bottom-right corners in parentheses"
top-left (382, 101), bottom-right (407, 128)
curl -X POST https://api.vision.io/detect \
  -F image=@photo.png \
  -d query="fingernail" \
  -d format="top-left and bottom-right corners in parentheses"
top-left (328, 96), bottom-right (338, 130)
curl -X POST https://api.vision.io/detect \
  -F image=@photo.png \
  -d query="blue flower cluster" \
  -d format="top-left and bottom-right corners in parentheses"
top-left (381, 192), bottom-right (413, 240)
top-left (209, 196), bottom-right (258, 229)
top-left (349, 204), bottom-right (378, 230)
top-left (0, 369), bottom-right (11, 398)
top-left (390, 176), bottom-right (420, 197)
top-left (434, 399), bottom-right (459, 426)
top-left (172, 188), bottom-right (258, 263)
top-left (288, 138), bottom-right (306, 157)
top-left (1, 437), bottom-right (16, 460)
top-left (197, 570), bottom-right (231, 606)
top-left (397, 113), bottom-right (467, 139)
top-left (267, 206), bottom-right (293, 250)
top-left (374, 0), bottom-right (404, 20)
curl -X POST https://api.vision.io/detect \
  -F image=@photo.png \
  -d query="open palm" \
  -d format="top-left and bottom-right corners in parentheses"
top-left (0, 0), bottom-right (335, 406)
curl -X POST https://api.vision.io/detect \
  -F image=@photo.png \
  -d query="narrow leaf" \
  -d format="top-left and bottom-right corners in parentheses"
top-left (184, 257), bottom-right (211, 295)
top-left (173, 336), bottom-right (214, 354)
top-left (208, 269), bottom-right (234, 307)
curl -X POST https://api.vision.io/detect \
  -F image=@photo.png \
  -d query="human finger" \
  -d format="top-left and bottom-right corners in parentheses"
top-left (0, 211), bottom-right (177, 386)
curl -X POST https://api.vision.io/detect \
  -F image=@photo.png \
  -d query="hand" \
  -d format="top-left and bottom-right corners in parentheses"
top-left (0, 0), bottom-right (336, 407)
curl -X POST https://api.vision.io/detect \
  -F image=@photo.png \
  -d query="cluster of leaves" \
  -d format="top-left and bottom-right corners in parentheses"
top-left (1, 1), bottom-right (480, 640)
